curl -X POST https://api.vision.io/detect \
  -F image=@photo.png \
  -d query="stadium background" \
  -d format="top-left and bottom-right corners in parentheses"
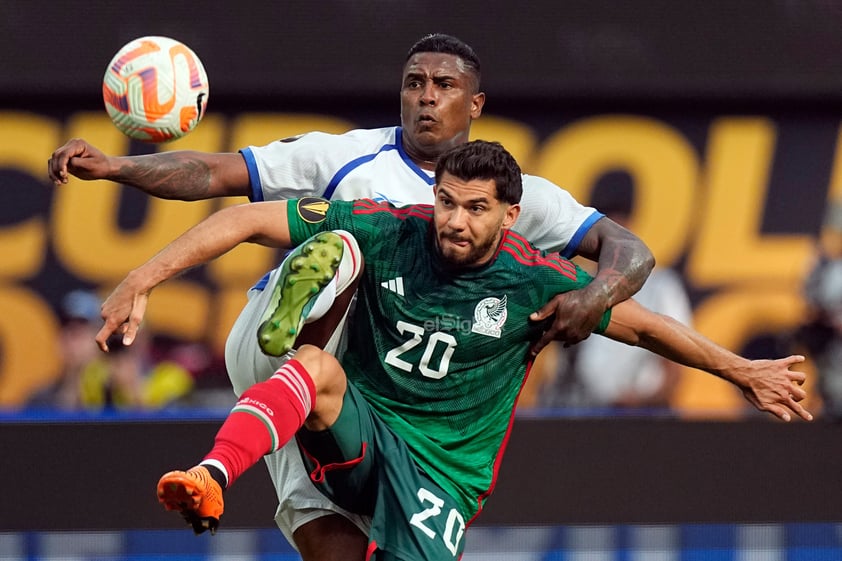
top-left (2, 0), bottom-right (842, 558)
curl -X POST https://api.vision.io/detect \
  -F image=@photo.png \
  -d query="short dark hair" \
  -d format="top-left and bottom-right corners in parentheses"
top-left (435, 140), bottom-right (522, 205)
top-left (406, 33), bottom-right (481, 88)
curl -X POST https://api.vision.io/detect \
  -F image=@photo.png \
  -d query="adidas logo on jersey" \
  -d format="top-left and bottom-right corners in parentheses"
top-left (381, 277), bottom-right (405, 296)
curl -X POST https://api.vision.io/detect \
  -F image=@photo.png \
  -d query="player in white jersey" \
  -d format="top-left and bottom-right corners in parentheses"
top-left (243, 127), bottom-right (596, 255)
top-left (48, 34), bottom-right (655, 561)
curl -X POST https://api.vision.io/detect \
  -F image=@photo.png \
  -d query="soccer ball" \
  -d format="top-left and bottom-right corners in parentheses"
top-left (102, 36), bottom-right (209, 142)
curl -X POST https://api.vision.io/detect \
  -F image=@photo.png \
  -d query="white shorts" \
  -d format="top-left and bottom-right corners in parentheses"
top-left (224, 231), bottom-right (371, 547)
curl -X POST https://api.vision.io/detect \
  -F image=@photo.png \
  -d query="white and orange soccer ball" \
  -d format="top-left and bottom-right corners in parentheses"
top-left (102, 36), bottom-right (209, 142)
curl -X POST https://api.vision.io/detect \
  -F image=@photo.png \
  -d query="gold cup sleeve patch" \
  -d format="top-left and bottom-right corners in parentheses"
top-left (296, 197), bottom-right (331, 223)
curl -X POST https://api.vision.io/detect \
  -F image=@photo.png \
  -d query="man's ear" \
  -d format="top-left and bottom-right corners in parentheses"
top-left (471, 92), bottom-right (485, 119)
top-left (502, 203), bottom-right (520, 229)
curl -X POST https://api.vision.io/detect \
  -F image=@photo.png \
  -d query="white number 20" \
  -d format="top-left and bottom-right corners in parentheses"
top-left (409, 487), bottom-right (466, 556)
top-left (384, 321), bottom-right (457, 379)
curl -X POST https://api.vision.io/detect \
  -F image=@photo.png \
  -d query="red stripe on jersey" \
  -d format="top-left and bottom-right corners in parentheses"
top-left (365, 540), bottom-right (378, 561)
top-left (466, 358), bottom-right (535, 529)
top-left (335, 231), bottom-right (361, 285)
top-left (352, 199), bottom-right (433, 221)
top-left (502, 231), bottom-right (578, 280)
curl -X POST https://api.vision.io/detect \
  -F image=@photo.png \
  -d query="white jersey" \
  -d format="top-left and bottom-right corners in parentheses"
top-left (241, 126), bottom-right (602, 257)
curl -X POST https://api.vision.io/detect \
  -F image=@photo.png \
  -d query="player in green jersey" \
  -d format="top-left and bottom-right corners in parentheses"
top-left (97, 140), bottom-right (811, 559)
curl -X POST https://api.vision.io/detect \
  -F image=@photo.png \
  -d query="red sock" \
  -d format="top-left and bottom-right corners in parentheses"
top-left (202, 359), bottom-right (315, 487)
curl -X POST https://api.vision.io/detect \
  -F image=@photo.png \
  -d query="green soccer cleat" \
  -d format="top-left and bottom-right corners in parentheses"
top-left (257, 231), bottom-right (345, 356)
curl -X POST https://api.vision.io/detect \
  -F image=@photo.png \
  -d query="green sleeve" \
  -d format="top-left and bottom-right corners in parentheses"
top-left (596, 307), bottom-right (612, 334)
top-left (285, 197), bottom-right (355, 245)
top-left (548, 260), bottom-right (612, 334)
top-left (285, 198), bottom-right (411, 256)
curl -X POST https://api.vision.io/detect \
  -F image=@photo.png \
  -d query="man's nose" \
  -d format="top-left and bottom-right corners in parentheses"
top-left (420, 83), bottom-right (436, 105)
top-left (448, 207), bottom-right (467, 228)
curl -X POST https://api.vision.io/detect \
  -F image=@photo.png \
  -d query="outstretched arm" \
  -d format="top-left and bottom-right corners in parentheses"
top-left (530, 216), bottom-right (655, 355)
top-left (96, 201), bottom-right (291, 351)
top-left (47, 138), bottom-right (250, 199)
top-left (605, 298), bottom-right (813, 422)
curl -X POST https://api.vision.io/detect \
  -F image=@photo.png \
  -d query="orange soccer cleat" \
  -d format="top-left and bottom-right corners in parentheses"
top-left (157, 465), bottom-right (224, 535)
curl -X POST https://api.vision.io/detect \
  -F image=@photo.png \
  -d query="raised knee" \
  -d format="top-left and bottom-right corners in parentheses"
top-left (294, 344), bottom-right (347, 430)
top-left (295, 344), bottom-right (345, 394)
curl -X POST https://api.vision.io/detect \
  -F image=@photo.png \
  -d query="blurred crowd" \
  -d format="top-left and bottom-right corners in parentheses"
top-left (24, 289), bottom-right (234, 414)
top-left (793, 201), bottom-right (842, 421)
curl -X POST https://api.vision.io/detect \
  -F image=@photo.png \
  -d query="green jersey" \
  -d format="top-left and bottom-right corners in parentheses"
top-left (287, 197), bottom-right (611, 522)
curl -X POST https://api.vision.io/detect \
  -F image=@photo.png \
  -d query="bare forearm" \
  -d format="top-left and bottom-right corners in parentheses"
top-left (604, 300), bottom-right (811, 422)
top-left (638, 315), bottom-right (749, 384)
top-left (128, 206), bottom-right (256, 290)
top-left (129, 202), bottom-right (290, 291)
top-left (98, 202), bottom-right (290, 352)
top-left (577, 218), bottom-right (655, 309)
top-left (526, 221), bottom-right (654, 351)
top-left (606, 301), bottom-right (748, 384)
top-left (591, 236), bottom-right (654, 308)
top-left (109, 151), bottom-right (248, 200)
